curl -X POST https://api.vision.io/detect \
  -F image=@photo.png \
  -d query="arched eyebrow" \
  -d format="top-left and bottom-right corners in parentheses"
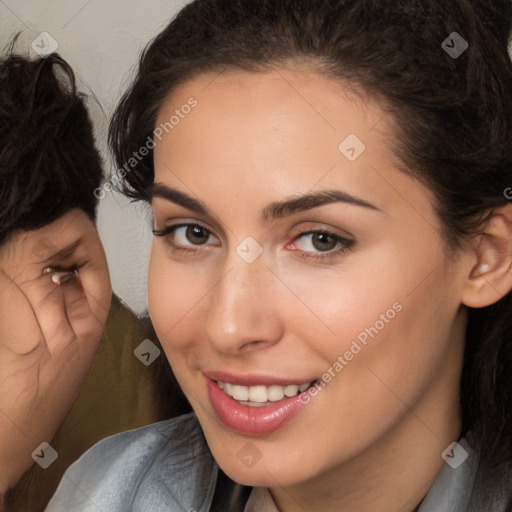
top-left (149, 183), bottom-right (208, 215)
top-left (261, 190), bottom-right (383, 220)
top-left (148, 183), bottom-right (384, 221)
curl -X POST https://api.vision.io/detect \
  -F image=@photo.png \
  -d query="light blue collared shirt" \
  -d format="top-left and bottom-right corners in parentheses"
top-left (46, 413), bottom-right (511, 511)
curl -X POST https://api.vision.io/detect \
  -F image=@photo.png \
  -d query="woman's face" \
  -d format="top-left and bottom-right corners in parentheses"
top-left (149, 68), bottom-right (470, 487)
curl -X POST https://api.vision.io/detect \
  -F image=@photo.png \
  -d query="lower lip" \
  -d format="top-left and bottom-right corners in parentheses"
top-left (206, 378), bottom-right (309, 436)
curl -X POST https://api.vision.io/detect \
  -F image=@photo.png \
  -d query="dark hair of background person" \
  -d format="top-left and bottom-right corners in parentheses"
top-left (0, 45), bottom-right (102, 246)
top-left (109, 0), bottom-right (512, 483)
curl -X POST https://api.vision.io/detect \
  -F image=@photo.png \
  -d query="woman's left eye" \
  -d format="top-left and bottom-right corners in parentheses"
top-left (290, 231), bottom-right (354, 256)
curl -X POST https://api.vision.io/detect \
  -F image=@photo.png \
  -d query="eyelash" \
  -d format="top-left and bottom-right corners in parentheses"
top-left (152, 223), bottom-right (215, 255)
top-left (152, 223), bottom-right (355, 260)
top-left (291, 228), bottom-right (355, 260)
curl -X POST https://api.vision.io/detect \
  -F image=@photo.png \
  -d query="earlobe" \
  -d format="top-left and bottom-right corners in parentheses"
top-left (461, 207), bottom-right (512, 309)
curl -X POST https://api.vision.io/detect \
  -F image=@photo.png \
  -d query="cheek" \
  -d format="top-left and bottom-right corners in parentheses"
top-left (275, 244), bottom-right (418, 359)
top-left (279, 239), bottom-right (456, 402)
top-left (147, 246), bottom-right (213, 352)
top-left (332, 262), bottom-right (458, 416)
top-left (147, 250), bottom-right (203, 402)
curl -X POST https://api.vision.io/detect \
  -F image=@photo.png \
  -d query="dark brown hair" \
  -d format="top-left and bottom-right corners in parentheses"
top-left (0, 47), bottom-right (103, 246)
top-left (109, 0), bottom-right (512, 474)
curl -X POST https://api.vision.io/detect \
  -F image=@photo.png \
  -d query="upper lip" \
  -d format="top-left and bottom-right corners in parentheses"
top-left (203, 369), bottom-right (316, 387)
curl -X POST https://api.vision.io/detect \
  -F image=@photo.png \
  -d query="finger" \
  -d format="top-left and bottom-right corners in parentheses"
top-left (73, 248), bottom-right (112, 345)
top-left (20, 266), bottom-right (76, 355)
top-left (58, 269), bottom-right (103, 356)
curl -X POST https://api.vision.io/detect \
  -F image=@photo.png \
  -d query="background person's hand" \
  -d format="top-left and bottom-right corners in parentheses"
top-left (0, 209), bottom-right (112, 494)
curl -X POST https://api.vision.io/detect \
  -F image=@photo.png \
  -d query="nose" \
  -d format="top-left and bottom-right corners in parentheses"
top-left (204, 254), bottom-right (284, 354)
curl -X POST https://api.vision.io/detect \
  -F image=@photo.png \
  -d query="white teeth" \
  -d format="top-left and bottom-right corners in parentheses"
top-left (231, 385), bottom-right (249, 401)
top-left (217, 380), bottom-right (313, 403)
top-left (248, 385), bottom-right (268, 403)
top-left (284, 384), bottom-right (299, 397)
top-left (267, 385), bottom-right (285, 401)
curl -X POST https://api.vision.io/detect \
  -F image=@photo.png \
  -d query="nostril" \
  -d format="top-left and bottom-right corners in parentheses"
top-left (239, 339), bottom-right (273, 352)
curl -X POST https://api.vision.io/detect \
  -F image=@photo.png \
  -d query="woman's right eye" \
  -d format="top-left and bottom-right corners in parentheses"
top-left (152, 224), bottom-right (219, 250)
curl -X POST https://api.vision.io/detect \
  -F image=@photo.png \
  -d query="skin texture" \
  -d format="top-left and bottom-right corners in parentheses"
top-left (0, 209), bottom-right (111, 495)
top-left (148, 68), bottom-right (512, 512)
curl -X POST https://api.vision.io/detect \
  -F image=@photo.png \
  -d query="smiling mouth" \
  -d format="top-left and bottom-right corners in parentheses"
top-left (217, 380), bottom-right (319, 407)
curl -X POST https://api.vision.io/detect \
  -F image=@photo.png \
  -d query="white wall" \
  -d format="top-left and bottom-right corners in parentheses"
top-left (0, 0), bottom-right (190, 315)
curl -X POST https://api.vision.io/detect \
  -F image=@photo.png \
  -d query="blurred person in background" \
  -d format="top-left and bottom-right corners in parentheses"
top-left (0, 46), bottom-right (188, 511)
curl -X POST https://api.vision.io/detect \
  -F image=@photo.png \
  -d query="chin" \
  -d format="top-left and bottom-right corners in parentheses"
top-left (217, 457), bottom-right (305, 488)
top-left (204, 434), bottom-right (317, 488)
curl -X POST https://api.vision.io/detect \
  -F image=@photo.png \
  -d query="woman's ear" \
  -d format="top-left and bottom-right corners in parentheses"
top-left (461, 204), bottom-right (512, 308)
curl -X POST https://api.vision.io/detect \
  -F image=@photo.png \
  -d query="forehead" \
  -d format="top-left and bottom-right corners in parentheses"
top-left (155, 67), bottom-right (391, 150)
top-left (152, 68), bottom-right (433, 223)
